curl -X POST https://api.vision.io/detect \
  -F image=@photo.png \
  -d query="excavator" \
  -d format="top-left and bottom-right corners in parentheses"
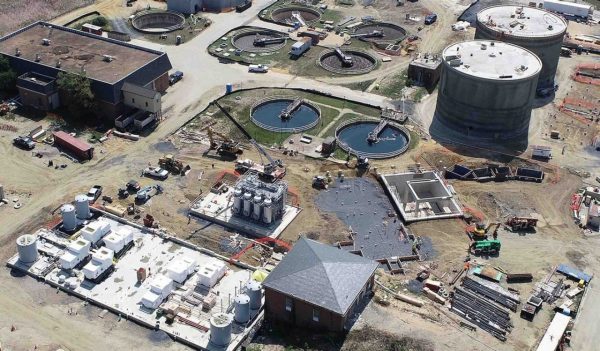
top-left (158, 154), bottom-right (190, 175)
top-left (206, 127), bottom-right (243, 158)
top-left (212, 101), bottom-right (285, 182)
top-left (467, 221), bottom-right (501, 240)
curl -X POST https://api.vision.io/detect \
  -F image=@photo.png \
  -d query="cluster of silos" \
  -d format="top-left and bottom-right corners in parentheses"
top-left (16, 234), bottom-right (39, 264)
top-left (475, 5), bottom-right (567, 91)
top-left (232, 174), bottom-right (287, 225)
top-left (60, 195), bottom-right (92, 232)
top-left (433, 40), bottom-right (542, 142)
top-left (210, 279), bottom-right (263, 347)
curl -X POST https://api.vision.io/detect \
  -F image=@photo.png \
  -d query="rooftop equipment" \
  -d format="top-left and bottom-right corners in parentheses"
top-left (16, 234), bottom-right (38, 264)
top-left (209, 313), bottom-right (233, 346)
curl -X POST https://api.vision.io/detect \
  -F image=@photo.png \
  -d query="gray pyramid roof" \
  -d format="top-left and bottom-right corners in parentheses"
top-left (263, 237), bottom-right (378, 315)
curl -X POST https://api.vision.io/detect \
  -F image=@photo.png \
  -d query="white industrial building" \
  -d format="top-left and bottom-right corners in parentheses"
top-left (103, 227), bottom-right (134, 253)
top-left (142, 274), bottom-right (175, 309)
top-left (82, 247), bottom-right (114, 280)
top-left (81, 219), bottom-right (112, 244)
top-left (166, 257), bottom-right (197, 283)
top-left (475, 5), bottom-right (567, 92)
top-left (433, 40), bottom-right (541, 142)
top-left (59, 239), bottom-right (91, 270)
top-left (198, 261), bottom-right (228, 288)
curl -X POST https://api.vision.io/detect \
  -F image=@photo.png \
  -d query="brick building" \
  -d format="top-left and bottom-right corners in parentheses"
top-left (0, 22), bottom-right (172, 124)
top-left (262, 237), bottom-right (378, 332)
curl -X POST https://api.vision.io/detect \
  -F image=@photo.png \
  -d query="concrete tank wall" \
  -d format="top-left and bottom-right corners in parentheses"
top-left (434, 41), bottom-right (541, 141)
top-left (17, 234), bottom-right (38, 263)
top-left (475, 6), bottom-right (566, 90)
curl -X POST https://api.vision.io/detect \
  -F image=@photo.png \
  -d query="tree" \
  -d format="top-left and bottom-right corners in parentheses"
top-left (0, 55), bottom-right (17, 91)
top-left (91, 16), bottom-right (108, 27)
top-left (56, 71), bottom-right (95, 117)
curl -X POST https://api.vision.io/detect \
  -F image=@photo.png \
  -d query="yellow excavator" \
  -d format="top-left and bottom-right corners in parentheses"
top-left (158, 154), bottom-right (190, 175)
top-left (467, 221), bottom-right (501, 240)
top-left (207, 127), bottom-right (243, 158)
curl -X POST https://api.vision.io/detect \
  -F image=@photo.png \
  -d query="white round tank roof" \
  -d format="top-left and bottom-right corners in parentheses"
top-left (210, 312), bottom-right (233, 327)
top-left (75, 194), bottom-right (88, 202)
top-left (443, 40), bottom-right (542, 81)
top-left (477, 5), bottom-right (567, 38)
top-left (61, 204), bottom-right (75, 212)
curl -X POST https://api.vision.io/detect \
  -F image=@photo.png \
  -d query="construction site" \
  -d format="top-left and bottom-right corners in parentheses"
top-left (0, 0), bottom-right (600, 350)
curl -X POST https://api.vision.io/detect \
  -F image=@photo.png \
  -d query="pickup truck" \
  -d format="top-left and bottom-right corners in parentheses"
top-left (143, 167), bottom-right (169, 180)
top-left (425, 14), bottom-right (437, 25)
top-left (13, 136), bottom-right (35, 150)
top-left (248, 64), bottom-right (269, 73)
top-left (87, 185), bottom-right (103, 203)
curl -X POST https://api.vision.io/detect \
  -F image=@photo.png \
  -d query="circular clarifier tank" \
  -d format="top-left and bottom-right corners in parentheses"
top-left (251, 98), bottom-right (321, 132)
top-left (232, 29), bottom-right (287, 53)
top-left (336, 119), bottom-right (410, 159)
top-left (131, 10), bottom-right (186, 33)
top-left (318, 49), bottom-right (377, 75)
top-left (353, 22), bottom-right (407, 43)
top-left (271, 7), bottom-right (321, 25)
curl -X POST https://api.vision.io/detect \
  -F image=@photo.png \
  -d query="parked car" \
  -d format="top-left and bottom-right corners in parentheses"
top-left (87, 185), bottom-right (103, 203)
top-left (169, 71), bottom-right (184, 85)
top-left (13, 136), bottom-right (35, 150)
top-left (143, 167), bottom-right (169, 180)
top-left (424, 14), bottom-right (437, 25)
top-left (248, 64), bottom-right (269, 73)
top-left (126, 179), bottom-right (141, 192)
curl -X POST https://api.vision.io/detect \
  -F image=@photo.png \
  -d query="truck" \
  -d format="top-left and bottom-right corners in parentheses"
top-left (472, 240), bottom-right (501, 256)
top-left (532, 145), bottom-right (552, 160)
top-left (543, 0), bottom-right (593, 19)
top-left (290, 38), bottom-right (312, 57)
top-left (248, 64), bottom-right (269, 73)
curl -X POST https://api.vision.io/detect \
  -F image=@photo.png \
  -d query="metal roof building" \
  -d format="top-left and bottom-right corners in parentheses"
top-left (263, 237), bottom-right (378, 332)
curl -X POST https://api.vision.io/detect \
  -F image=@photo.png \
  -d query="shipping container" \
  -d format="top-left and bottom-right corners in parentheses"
top-left (52, 131), bottom-right (94, 160)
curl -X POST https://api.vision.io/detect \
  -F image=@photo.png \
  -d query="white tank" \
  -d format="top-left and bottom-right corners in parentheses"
top-left (234, 294), bottom-right (250, 323)
top-left (61, 204), bottom-right (77, 232)
top-left (75, 194), bottom-right (91, 219)
top-left (263, 198), bottom-right (273, 224)
top-left (233, 189), bottom-right (243, 214)
top-left (243, 193), bottom-right (252, 217)
top-left (16, 234), bottom-right (38, 263)
top-left (209, 312), bottom-right (233, 346)
top-left (246, 280), bottom-right (262, 310)
top-left (252, 195), bottom-right (262, 221)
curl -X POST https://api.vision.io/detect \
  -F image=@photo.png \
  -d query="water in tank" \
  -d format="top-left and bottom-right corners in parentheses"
top-left (263, 198), bottom-right (273, 224)
top-left (233, 189), bottom-right (243, 214)
top-left (75, 194), bottom-right (91, 219)
top-left (234, 293), bottom-right (251, 323)
top-left (243, 193), bottom-right (252, 217)
top-left (252, 195), bottom-right (262, 221)
top-left (210, 312), bottom-right (233, 346)
top-left (16, 234), bottom-right (38, 263)
top-left (246, 279), bottom-right (263, 309)
top-left (61, 204), bottom-right (77, 232)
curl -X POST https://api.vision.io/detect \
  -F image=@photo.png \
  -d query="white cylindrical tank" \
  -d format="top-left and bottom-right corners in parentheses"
top-left (75, 194), bottom-right (91, 219)
top-left (61, 204), bottom-right (77, 232)
top-left (475, 5), bottom-right (567, 91)
top-left (210, 312), bottom-right (233, 346)
top-left (246, 280), bottom-right (262, 310)
top-left (243, 193), bottom-right (252, 217)
top-left (233, 189), bottom-right (243, 214)
top-left (16, 234), bottom-right (38, 263)
top-left (234, 294), bottom-right (250, 323)
top-left (252, 195), bottom-right (262, 221)
top-left (433, 40), bottom-right (541, 143)
top-left (262, 198), bottom-right (273, 224)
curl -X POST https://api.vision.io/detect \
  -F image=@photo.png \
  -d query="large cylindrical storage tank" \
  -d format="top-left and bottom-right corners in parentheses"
top-left (16, 234), bottom-right (38, 263)
top-left (434, 40), bottom-right (541, 142)
top-left (475, 5), bottom-right (566, 91)
top-left (61, 204), bottom-right (77, 232)
top-left (75, 194), bottom-right (91, 219)
top-left (234, 294), bottom-right (250, 323)
top-left (263, 198), bottom-right (273, 224)
top-left (233, 189), bottom-right (243, 214)
top-left (243, 193), bottom-right (252, 217)
top-left (246, 280), bottom-right (262, 310)
top-left (209, 312), bottom-right (233, 346)
top-left (252, 195), bottom-right (262, 221)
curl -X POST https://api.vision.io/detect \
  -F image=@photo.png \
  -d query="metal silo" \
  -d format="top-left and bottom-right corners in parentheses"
top-left (246, 279), bottom-right (263, 310)
top-left (262, 198), bottom-right (273, 224)
top-left (475, 5), bottom-right (567, 92)
top-left (209, 312), bottom-right (233, 346)
top-left (252, 195), bottom-right (262, 221)
top-left (243, 193), bottom-right (252, 217)
top-left (75, 194), bottom-right (91, 219)
top-left (16, 234), bottom-right (38, 263)
top-left (234, 294), bottom-right (250, 323)
top-left (61, 204), bottom-right (77, 232)
top-left (433, 40), bottom-right (541, 142)
top-left (233, 188), bottom-right (243, 214)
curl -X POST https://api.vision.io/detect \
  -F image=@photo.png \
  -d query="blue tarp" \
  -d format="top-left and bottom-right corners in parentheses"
top-left (557, 264), bottom-right (593, 284)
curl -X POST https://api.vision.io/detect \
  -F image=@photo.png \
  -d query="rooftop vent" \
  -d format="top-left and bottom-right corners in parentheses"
top-left (15, 48), bottom-right (21, 57)
top-left (42, 38), bottom-right (51, 46)
top-left (490, 42), bottom-right (495, 46)
top-left (56, 60), bottom-right (61, 68)
top-left (102, 55), bottom-right (114, 62)
top-left (35, 54), bottom-right (41, 62)
top-left (489, 52), bottom-right (496, 57)
top-left (449, 59), bottom-right (463, 67)
top-left (548, 25), bottom-right (553, 30)
top-left (481, 43), bottom-right (487, 50)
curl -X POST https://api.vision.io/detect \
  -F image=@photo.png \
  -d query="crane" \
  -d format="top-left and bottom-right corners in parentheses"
top-left (212, 101), bottom-right (285, 181)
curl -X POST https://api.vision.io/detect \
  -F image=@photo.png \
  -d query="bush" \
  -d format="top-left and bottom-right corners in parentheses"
top-left (91, 16), bottom-right (108, 27)
top-left (0, 55), bottom-right (17, 91)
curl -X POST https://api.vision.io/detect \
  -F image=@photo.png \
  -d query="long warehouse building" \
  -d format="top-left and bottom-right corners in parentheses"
top-left (0, 22), bottom-right (172, 123)
top-left (475, 5), bottom-right (567, 94)
top-left (433, 40), bottom-right (541, 143)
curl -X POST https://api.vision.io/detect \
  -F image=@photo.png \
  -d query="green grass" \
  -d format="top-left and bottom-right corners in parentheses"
top-left (68, 14), bottom-right (112, 31)
top-left (374, 69), bottom-right (408, 99)
top-left (413, 87), bottom-right (427, 102)
top-left (341, 79), bottom-right (376, 92)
